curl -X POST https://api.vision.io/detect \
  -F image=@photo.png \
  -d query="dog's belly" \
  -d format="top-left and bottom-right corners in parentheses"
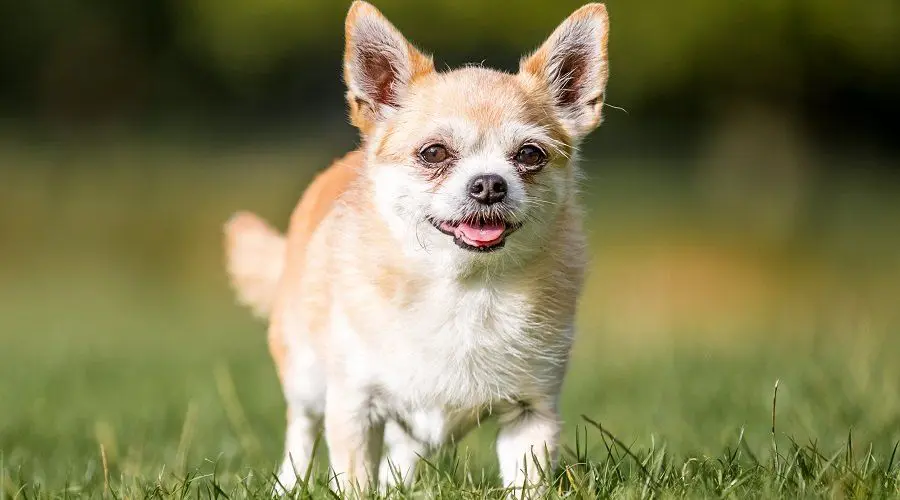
top-left (389, 400), bottom-right (522, 451)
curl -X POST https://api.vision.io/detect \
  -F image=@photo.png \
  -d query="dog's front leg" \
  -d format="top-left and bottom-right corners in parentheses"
top-left (324, 381), bottom-right (384, 495)
top-left (496, 399), bottom-right (560, 497)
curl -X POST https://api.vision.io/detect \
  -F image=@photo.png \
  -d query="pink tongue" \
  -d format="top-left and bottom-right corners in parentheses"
top-left (456, 221), bottom-right (506, 245)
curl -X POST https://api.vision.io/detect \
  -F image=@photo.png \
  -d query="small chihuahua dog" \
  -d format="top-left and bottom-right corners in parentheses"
top-left (225, 1), bottom-right (609, 495)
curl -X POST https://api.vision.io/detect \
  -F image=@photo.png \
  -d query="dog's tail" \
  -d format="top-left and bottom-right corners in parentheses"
top-left (224, 211), bottom-right (286, 319)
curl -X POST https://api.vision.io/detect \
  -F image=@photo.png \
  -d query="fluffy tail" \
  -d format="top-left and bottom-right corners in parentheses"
top-left (224, 211), bottom-right (286, 319)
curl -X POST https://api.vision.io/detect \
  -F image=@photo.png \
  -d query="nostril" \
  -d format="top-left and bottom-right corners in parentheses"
top-left (468, 174), bottom-right (506, 204)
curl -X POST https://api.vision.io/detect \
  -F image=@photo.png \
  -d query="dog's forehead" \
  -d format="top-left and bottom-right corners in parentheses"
top-left (375, 67), bottom-right (569, 161)
top-left (406, 67), bottom-right (547, 127)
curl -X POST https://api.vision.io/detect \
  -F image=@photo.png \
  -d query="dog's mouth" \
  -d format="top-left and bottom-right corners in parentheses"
top-left (429, 214), bottom-right (522, 252)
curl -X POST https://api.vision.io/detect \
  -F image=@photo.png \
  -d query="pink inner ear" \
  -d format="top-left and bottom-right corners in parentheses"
top-left (358, 48), bottom-right (399, 108)
top-left (555, 53), bottom-right (587, 106)
top-left (550, 44), bottom-right (589, 108)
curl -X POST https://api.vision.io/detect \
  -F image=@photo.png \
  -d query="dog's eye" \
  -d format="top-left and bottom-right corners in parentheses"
top-left (515, 144), bottom-right (547, 168)
top-left (420, 144), bottom-right (449, 164)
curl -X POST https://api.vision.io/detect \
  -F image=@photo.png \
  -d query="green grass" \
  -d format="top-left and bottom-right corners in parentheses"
top-left (2, 138), bottom-right (900, 498)
top-left (3, 303), bottom-right (899, 499)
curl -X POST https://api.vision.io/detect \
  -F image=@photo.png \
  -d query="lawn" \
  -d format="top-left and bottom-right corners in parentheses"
top-left (1, 137), bottom-right (899, 498)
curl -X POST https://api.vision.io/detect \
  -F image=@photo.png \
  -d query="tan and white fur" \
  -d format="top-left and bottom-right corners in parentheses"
top-left (225, 1), bottom-right (609, 495)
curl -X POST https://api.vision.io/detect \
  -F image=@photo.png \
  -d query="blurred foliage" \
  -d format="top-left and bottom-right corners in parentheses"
top-left (178, 0), bottom-right (900, 90)
top-left (4, 0), bottom-right (899, 149)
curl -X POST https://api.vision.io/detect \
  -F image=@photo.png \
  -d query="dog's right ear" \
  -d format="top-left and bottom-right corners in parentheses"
top-left (343, 1), bottom-right (434, 135)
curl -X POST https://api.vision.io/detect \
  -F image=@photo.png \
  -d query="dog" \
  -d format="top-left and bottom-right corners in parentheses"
top-left (225, 1), bottom-right (609, 494)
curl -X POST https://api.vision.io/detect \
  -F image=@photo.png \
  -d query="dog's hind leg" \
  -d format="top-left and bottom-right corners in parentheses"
top-left (275, 406), bottom-right (322, 493)
top-left (378, 408), bottom-right (449, 491)
top-left (270, 315), bottom-right (326, 494)
top-left (378, 419), bottom-right (424, 490)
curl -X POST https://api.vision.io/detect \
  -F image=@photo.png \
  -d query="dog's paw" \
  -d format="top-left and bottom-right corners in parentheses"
top-left (272, 464), bottom-right (299, 497)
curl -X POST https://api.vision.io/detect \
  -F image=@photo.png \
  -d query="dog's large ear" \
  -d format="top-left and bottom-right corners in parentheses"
top-left (520, 4), bottom-right (609, 140)
top-left (344, 1), bottom-right (434, 134)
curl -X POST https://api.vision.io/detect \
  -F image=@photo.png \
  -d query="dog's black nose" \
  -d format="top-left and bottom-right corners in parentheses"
top-left (467, 174), bottom-right (507, 205)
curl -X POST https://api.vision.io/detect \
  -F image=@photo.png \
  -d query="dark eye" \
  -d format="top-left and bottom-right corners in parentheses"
top-left (515, 144), bottom-right (547, 168)
top-left (420, 144), bottom-right (449, 164)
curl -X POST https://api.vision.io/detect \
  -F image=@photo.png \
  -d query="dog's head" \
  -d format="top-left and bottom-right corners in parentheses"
top-left (344, 1), bottom-right (609, 268)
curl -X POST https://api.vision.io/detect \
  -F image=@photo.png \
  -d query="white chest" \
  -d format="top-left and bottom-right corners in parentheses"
top-left (361, 281), bottom-right (570, 410)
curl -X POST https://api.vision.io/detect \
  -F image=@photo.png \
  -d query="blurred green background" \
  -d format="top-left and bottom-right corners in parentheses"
top-left (2, 0), bottom-right (900, 492)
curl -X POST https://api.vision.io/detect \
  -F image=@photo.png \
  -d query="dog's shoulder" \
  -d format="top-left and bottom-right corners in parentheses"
top-left (286, 149), bottom-right (365, 246)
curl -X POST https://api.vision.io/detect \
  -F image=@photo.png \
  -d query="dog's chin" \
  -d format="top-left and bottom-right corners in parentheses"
top-left (428, 215), bottom-right (523, 253)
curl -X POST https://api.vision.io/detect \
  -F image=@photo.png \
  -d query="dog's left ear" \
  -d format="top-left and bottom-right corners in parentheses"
top-left (343, 1), bottom-right (435, 135)
top-left (520, 4), bottom-right (610, 140)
